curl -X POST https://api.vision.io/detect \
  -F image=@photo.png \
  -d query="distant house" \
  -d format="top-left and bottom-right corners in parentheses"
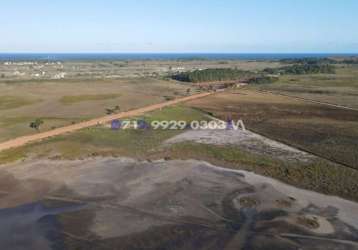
top-left (235, 82), bottom-right (248, 88)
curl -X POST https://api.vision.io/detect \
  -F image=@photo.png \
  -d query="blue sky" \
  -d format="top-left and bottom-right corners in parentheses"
top-left (1, 0), bottom-right (358, 53)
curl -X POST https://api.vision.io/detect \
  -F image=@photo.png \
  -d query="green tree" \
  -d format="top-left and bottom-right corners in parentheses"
top-left (106, 105), bottom-right (120, 115)
top-left (30, 119), bottom-right (44, 131)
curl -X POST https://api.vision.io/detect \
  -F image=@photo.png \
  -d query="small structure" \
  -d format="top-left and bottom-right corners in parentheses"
top-left (235, 82), bottom-right (248, 88)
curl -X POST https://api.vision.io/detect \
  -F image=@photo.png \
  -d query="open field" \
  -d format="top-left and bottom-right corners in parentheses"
top-left (0, 92), bottom-right (212, 153)
top-left (1, 60), bottom-right (358, 199)
top-left (59, 93), bottom-right (122, 105)
top-left (185, 89), bottom-right (358, 169)
top-left (0, 60), bottom-right (283, 82)
top-left (0, 77), bottom-right (191, 143)
top-left (251, 64), bottom-right (358, 109)
top-left (1, 59), bottom-right (358, 249)
top-left (1, 104), bottom-right (357, 202)
top-left (0, 59), bottom-right (286, 144)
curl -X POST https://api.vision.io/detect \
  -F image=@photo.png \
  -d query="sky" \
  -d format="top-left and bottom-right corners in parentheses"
top-left (1, 0), bottom-right (358, 53)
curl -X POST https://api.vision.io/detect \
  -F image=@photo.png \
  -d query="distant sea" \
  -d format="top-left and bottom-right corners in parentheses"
top-left (0, 53), bottom-right (357, 61)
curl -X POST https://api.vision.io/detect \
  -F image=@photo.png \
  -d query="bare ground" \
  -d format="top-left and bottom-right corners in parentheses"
top-left (164, 128), bottom-right (315, 163)
top-left (0, 158), bottom-right (357, 250)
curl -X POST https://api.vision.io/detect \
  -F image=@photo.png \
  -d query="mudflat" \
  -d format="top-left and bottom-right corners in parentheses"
top-left (0, 158), bottom-right (357, 250)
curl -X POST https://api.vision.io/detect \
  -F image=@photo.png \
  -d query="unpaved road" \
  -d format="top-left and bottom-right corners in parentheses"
top-left (0, 92), bottom-right (212, 153)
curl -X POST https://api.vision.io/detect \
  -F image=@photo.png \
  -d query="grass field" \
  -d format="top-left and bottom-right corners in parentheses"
top-left (0, 95), bottom-right (41, 110)
top-left (0, 77), bottom-right (189, 142)
top-left (0, 106), bottom-right (206, 161)
top-left (60, 94), bottom-right (122, 105)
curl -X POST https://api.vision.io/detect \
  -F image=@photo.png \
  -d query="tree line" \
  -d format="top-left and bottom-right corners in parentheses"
top-left (263, 63), bottom-right (336, 75)
top-left (171, 60), bottom-right (338, 85)
top-left (280, 57), bottom-right (358, 65)
top-left (279, 58), bottom-right (336, 65)
top-left (247, 76), bottom-right (279, 84)
top-left (171, 68), bottom-right (254, 83)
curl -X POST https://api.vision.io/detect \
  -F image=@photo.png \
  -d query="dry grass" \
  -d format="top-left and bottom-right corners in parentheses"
top-left (60, 94), bottom-right (121, 105)
top-left (0, 95), bottom-right (41, 110)
top-left (186, 90), bottom-right (358, 169)
top-left (251, 64), bottom-right (358, 109)
top-left (0, 77), bottom-right (189, 142)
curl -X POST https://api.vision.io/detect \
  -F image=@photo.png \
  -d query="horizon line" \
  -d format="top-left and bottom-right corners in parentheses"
top-left (1, 52), bottom-right (358, 54)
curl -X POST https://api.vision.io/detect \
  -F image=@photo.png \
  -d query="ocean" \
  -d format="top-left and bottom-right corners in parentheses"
top-left (0, 53), bottom-right (357, 61)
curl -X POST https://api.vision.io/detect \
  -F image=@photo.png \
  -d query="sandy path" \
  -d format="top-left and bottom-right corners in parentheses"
top-left (0, 92), bottom-right (212, 152)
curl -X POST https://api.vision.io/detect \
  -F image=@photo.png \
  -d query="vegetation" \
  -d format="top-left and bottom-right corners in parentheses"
top-left (1, 104), bottom-right (358, 202)
top-left (263, 63), bottom-right (335, 75)
top-left (279, 57), bottom-right (336, 65)
top-left (163, 96), bottom-right (175, 101)
top-left (0, 106), bottom-right (206, 161)
top-left (171, 62), bottom-right (336, 85)
top-left (29, 118), bottom-right (44, 131)
top-left (60, 94), bottom-right (121, 105)
top-left (340, 58), bottom-right (358, 64)
top-left (171, 68), bottom-right (254, 83)
top-left (186, 89), bottom-right (358, 169)
top-left (250, 65), bottom-right (358, 109)
top-left (280, 57), bottom-right (358, 65)
top-left (248, 76), bottom-right (279, 84)
top-left (162, 142), bottom-right (358, 201)
top-left (0, 147), bottom-right (27, 165)
top-left (106, 105), bottom-right (120, 115)
top-left (0, 96), bottom-right (41, 110)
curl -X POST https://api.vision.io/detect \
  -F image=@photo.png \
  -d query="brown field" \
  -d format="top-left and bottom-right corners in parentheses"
top-left (185, 89), bottom-right (358, 169)
top-left (252, 64), bottom-right (358, 109)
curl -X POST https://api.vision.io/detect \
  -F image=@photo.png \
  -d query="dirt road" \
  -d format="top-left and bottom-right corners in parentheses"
top-left (0, 92), bottom-right (212, 153)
